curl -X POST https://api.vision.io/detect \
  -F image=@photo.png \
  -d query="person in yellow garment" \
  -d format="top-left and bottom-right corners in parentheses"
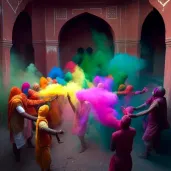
top-left (36, 105), bottom-right (64, 171)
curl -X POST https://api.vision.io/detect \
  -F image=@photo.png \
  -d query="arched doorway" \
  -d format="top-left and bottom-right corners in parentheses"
top-left (58, 12), bottom-right (114, 68)
top-left (11, 11), bottom-right (34, 71)
top-left (140, 8), bottom-right (165, 84)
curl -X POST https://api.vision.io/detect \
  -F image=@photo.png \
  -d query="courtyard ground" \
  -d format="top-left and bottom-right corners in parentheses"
top-left (0, 83), bottom-right (171, 171)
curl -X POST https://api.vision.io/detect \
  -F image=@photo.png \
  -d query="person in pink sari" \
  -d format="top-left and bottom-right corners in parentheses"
top-left (67, 94), bottom-right (91, 153)
top-left (109, 115), bottom-right (136, 171)
top-left (129, 86), bottom-right (170, 158)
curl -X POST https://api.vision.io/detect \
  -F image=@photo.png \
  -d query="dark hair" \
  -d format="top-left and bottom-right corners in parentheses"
top-left (86, 47), bottom-right (93, 54)
top-left (153, 86), bottom-right (166, 97)
top-left (120, 116), bottom-right (131, 129)
top-left (77, 48), bottom-right (84, 54)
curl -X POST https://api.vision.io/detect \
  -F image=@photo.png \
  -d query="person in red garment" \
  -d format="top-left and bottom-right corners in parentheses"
top-left (129, 86), bottom-right (170, 158)
top-left (109, 115), bottom-right (136, 171)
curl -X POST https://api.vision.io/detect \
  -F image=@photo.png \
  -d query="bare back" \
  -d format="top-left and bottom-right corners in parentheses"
top-left (111, 127), bottom-right (136, 157)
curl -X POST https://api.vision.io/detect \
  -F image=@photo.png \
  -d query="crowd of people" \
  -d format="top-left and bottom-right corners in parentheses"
top-left (6, 47), bottom-right (170, 171)
top-left (7, 79), bottom-right (170, 171)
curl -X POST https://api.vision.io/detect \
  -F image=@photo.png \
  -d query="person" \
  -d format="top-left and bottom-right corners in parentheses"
top-left (129, 86), bottom-right (170, 158)
top-left (115, 85), bottom-right (148, 96)
top-left (8, 87), bottom-right (51, 162)
top-left (67, 94), bottom-right (91, 153)
top-left (72, 47), bottom-right (84, 65)
top-left (32, 83), bottom-right (40, 92)
top-left (109, 115), bottom-right (136, 171)
top-left (115, 85), bottom-right (148, 106)
top-left (36, 105), bottom-right (63, 171)
top-left (22, 82), bottom-right (37, 148)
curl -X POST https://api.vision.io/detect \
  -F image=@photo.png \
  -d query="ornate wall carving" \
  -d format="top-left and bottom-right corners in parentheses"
top-left (56, 8), bottom-right (67, 19)
top-left (6, 0), bottom-right (23, 13)
top-left (106, 6), bottom-right (117, 19)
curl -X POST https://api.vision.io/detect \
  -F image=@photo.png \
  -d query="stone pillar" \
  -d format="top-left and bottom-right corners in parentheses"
top-left (1, 41), bottom-right (12, 87)
top-left (126, 40), bottom-right (140, 57)
top-left (115, 40), bottom-right (140, 57)
top-left (1, 0), bottom-right (17, 88)
top-left (164, 39), bottom-right (171, 124)
top-left (45, 40), bottom-right (59, 74)
top-left (32, 41), bottom-right (46, 76)
top-left (32, 7), bottom-right (46, 75)
top-left (44, 7), bottom-right (60, 74)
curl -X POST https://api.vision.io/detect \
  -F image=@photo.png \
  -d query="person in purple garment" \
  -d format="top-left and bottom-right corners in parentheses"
top-left (109, 115), bottom-right (136, 171)
top-left (129, 86), bottom-right (170, 159)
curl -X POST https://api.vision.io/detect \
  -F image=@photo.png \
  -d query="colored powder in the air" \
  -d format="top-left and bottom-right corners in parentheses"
top-left (64, 61), bottom-right (77, 73)
top-left (76, 87), bottom-right (120, 129)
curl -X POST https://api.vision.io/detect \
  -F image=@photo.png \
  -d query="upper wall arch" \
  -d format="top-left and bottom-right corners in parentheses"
top-left (139, 7), bottom-right (165, 40)
top-left (58, 11), bottom-right (115, 41)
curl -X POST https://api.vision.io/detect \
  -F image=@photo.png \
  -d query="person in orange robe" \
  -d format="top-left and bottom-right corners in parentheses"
top-left (32, 82), bottom-right (63, 129)
top-left (36, 105), bottom-right (63, 171)
top-left (40, 77), bottom-right (48, 89)
top-left (22, 82), bottom-right (42, 147)
top-left (47, 97), bottom-right (63, 129)
top-left (8, 87), bottom-right (50, 162)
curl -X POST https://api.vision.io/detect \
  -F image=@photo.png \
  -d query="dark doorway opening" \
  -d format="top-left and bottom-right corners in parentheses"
top-left (58, 12), bottom-right (114, 68)
top-left (11, 11), bottom-right (34, 70)
top-left (140, 8), bottom-right (165, 84)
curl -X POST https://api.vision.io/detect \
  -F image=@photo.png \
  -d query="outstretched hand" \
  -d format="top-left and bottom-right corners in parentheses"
top-left (58, 129), bottom-right (64, 134)
top-left (142, 87), bottom-right (148, 93)
top-left (67, 93), bottom-right (70, 100)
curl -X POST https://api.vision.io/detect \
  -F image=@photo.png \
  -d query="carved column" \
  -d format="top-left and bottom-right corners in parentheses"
top-left (32, 7), bottom-right (46, 75)
top-left (1, 0), bottom-right (18, 87)
top-left (1, 41), bottom-right (12, 87)
top-left (115, 40), bottom-right (140, 57)
top-left (45, 40), bottom-right (59, 74)
top-left (164, 39), bottom-right (171, 124)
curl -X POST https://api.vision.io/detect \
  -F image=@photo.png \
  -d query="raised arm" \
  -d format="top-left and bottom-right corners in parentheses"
top-left (133, 87), bottom-right (148, 95)
top-left (39, 121), bottom-right (63, 143)
top-left (28, 89), bottom-right (40, 100)
top-left (110, 135), bottom-right (116, 152)
top-left (16, 106), bottom-right (37, 121)
top-left (130, 100), bottom-right (159, 118)
top-left (26, 98), bottom-right (45, 106)
top-left (134, 103), bottom-right (147, 110)
top-left (116, 90), bottom-right (128, 95)
top-left (67, 94), bottom-right (76, 113)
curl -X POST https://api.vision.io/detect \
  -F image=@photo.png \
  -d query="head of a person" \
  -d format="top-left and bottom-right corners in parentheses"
top-left (8, 87), bottom-right (22, 102)
top-left (120, 115), bottom-right (131, 130)
top-left (77, 47), bottom-right (84, 54)
top-left (32, 83), bottom-right (40, 92)
top-left (38, 105), bottom-right (49, 118)
top-left (86, 47), bottom-right (93, 55)
top-left (152, 86), bottom-right (166, 97)
top-left (21, 82), bottom-right (30, 96)
top-left (40, 77), bottom-right (48, 89)
top-left (97, 83), bottom-right (104, 89)
top-left (125, 85), bottom-right (134, 92)
top-left (118, 84), bottom-right (126, 91)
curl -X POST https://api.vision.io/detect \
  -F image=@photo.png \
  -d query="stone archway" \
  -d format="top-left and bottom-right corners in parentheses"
top-left (58, 12), bottom-right (114, 68)
top-left (140, 8), bottom-right (165, 85)
top-left (11, 11), bottom-right (34, 71)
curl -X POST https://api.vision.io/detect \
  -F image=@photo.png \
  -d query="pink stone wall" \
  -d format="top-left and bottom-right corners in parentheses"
top-left (1, 1), bottom-right (171, 123)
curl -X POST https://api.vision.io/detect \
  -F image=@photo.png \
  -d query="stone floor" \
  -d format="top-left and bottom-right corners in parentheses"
top-left (0, 87), bottom-right (171, 171)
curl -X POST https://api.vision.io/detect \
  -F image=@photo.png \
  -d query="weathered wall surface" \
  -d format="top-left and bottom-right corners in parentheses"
top-left (1, 0), bottom-right (171, 123)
